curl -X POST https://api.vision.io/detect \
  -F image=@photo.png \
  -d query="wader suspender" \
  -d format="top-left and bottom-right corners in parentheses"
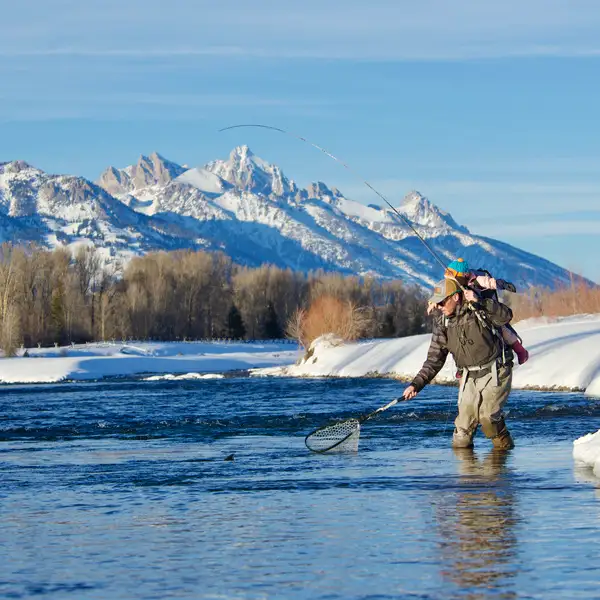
top-left (465, 299), bottom-right (508, 367)
top-left (473, 309), bottom-right (508, 368)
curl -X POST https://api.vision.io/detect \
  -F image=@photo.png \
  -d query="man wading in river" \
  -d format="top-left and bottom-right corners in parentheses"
top-left (402, 278), bottom-right (515, 450)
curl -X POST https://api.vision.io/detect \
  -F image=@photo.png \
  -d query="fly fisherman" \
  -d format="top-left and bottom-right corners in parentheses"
top-left (402, 278), bottom-right (515, 450)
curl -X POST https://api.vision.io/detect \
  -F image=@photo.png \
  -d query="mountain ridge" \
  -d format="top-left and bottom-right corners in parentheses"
top-left (0, 148), bottom-right (583, 290)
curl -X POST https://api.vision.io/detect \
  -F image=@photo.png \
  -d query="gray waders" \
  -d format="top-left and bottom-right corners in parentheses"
top-left (453, 360), bottom-right (514, 450)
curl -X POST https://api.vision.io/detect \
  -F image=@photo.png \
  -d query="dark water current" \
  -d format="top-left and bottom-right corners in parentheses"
top-left (2, 377), bottom-right (600, 599)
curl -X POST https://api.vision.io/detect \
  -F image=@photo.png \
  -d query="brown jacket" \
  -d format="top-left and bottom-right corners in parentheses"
top-left (411, 298), bottom-right (513, 392)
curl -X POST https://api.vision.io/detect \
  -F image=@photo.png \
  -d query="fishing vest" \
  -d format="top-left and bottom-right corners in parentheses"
top-left (444, 308), bottom-right (502, 369)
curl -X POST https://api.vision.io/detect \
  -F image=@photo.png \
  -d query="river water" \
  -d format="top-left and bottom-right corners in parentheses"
top-left (2, 377), bottom-right (600, 599)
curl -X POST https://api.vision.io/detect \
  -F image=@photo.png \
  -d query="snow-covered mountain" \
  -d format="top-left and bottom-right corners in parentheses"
top-left (0, 148), bottom-right (581, 289)
top-left (0, 160), bottom-right (196, 261)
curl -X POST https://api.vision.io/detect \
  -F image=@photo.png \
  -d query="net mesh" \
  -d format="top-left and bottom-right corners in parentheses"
top-left (305, 419), bottom-right (361, 453)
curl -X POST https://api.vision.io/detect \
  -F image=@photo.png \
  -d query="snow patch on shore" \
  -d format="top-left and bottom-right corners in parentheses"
top-left (573, 430), bottom-right (600, 479)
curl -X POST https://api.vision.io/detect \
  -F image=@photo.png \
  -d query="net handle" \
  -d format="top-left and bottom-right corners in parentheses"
top-left (360, 397), bottom-right (401, 423)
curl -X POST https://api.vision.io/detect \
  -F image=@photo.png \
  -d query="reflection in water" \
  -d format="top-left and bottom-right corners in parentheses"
top-left (435, 449), bottom-right (519, 600)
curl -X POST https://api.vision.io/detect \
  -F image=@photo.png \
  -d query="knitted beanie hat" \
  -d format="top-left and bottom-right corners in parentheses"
top-left (445, 258), bottom-right (470, 278)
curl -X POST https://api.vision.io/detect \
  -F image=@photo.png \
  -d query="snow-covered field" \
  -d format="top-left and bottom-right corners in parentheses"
top-left (0, 341), bottom-right (300, 384)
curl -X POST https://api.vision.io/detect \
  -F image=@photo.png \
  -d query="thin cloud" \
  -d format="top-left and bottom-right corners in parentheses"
top-left (359, 179), bottom-right (600, 197)
top-left (0, 91), bottom-right (336, 123)
top-left (474, 219), bottom-right (600, 238)
top-left (342, 179), bottom-right (600, 218)
top-left (3, 44), bottom-right (600, 62)
top-left (3, 1), bottom-right (600, 61)
top-left (0, 47), bottom-right (253, 58)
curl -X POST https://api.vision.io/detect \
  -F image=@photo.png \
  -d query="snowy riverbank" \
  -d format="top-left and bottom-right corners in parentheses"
top-left (255, 314), bottom-right (600, 397)
top-left (0, 341), bottom-right (300, 384)
top-left (2, 315), bottom-right (600, 394)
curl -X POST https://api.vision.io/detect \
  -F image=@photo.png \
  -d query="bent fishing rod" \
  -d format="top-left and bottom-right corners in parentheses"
top-left (218, 124), bottom-right (479, 450)
top-left (218, 124), bottom-right (454, 274)
top-left (218, 124), bottom-right (485, 305)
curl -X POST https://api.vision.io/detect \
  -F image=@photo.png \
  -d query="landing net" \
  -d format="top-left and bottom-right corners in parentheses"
top-left (305, 418), bottom-right (361, 453)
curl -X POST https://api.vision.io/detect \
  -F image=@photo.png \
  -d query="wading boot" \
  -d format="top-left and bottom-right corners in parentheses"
top-left (452, 428), bottom-right (474, 449)
top-left (492, 431), bottom-right (515, 450)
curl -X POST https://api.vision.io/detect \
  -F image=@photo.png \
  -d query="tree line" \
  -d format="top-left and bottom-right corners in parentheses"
top-left (0, 244), bottom-right (429, 355)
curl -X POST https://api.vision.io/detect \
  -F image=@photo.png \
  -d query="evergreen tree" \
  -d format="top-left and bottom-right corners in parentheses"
top-left (227, 304), bottom-right (246, 339)
top-left (380, 308), bottom-right (396, 337)
top-left (263, 301), bottom-right (283, 339)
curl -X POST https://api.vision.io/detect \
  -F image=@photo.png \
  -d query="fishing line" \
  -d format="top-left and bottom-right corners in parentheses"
top-left (219, 123), bottom-right (467, 443)
top-left (219, 123), bottom-right (452, 273)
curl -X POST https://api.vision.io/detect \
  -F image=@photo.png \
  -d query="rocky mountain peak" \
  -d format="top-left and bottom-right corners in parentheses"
top-left (205, 146), bottom-right (297, 198)
top-left (98, 152), bottom-right (186, 196)
top-left (399, 190), bottom-right (467, 232)
top-left (131, 152), bottom-right (186, 188)
top-left (229, 145), bottom-right (253, 161)
top-left (1, 160), bottom-right (37, 175)
top-left (305, 181), bottom-right (343, 200)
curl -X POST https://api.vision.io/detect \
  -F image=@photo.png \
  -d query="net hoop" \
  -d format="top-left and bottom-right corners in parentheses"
top-left (304, 418), bottom-right (361, 453)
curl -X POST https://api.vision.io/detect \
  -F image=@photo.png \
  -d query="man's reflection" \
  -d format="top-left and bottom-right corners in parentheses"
top-left (435, 448), bottom-right (518, 599)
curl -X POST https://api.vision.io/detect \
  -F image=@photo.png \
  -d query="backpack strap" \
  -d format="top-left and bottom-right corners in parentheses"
top-left (471, 305), bottom-right (508, 365)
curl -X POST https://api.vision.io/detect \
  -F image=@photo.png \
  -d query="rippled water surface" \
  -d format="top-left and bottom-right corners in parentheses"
top-left (2, 377), bottom-right (600, 599)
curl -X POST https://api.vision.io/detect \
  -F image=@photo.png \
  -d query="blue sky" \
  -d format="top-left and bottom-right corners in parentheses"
top-left (1, 0), bottom-right (600, 281)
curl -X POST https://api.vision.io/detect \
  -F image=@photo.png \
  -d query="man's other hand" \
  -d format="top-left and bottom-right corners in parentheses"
top-left (463, 289), bottom-right (479, 304)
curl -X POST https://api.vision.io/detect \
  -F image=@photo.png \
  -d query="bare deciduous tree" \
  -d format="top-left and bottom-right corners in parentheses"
top-left (0, 244), bottom-right (431, 351)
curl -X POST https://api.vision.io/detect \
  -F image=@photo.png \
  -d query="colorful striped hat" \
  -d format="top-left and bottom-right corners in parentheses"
top-left (445, 258), bottom-right (470, 278)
